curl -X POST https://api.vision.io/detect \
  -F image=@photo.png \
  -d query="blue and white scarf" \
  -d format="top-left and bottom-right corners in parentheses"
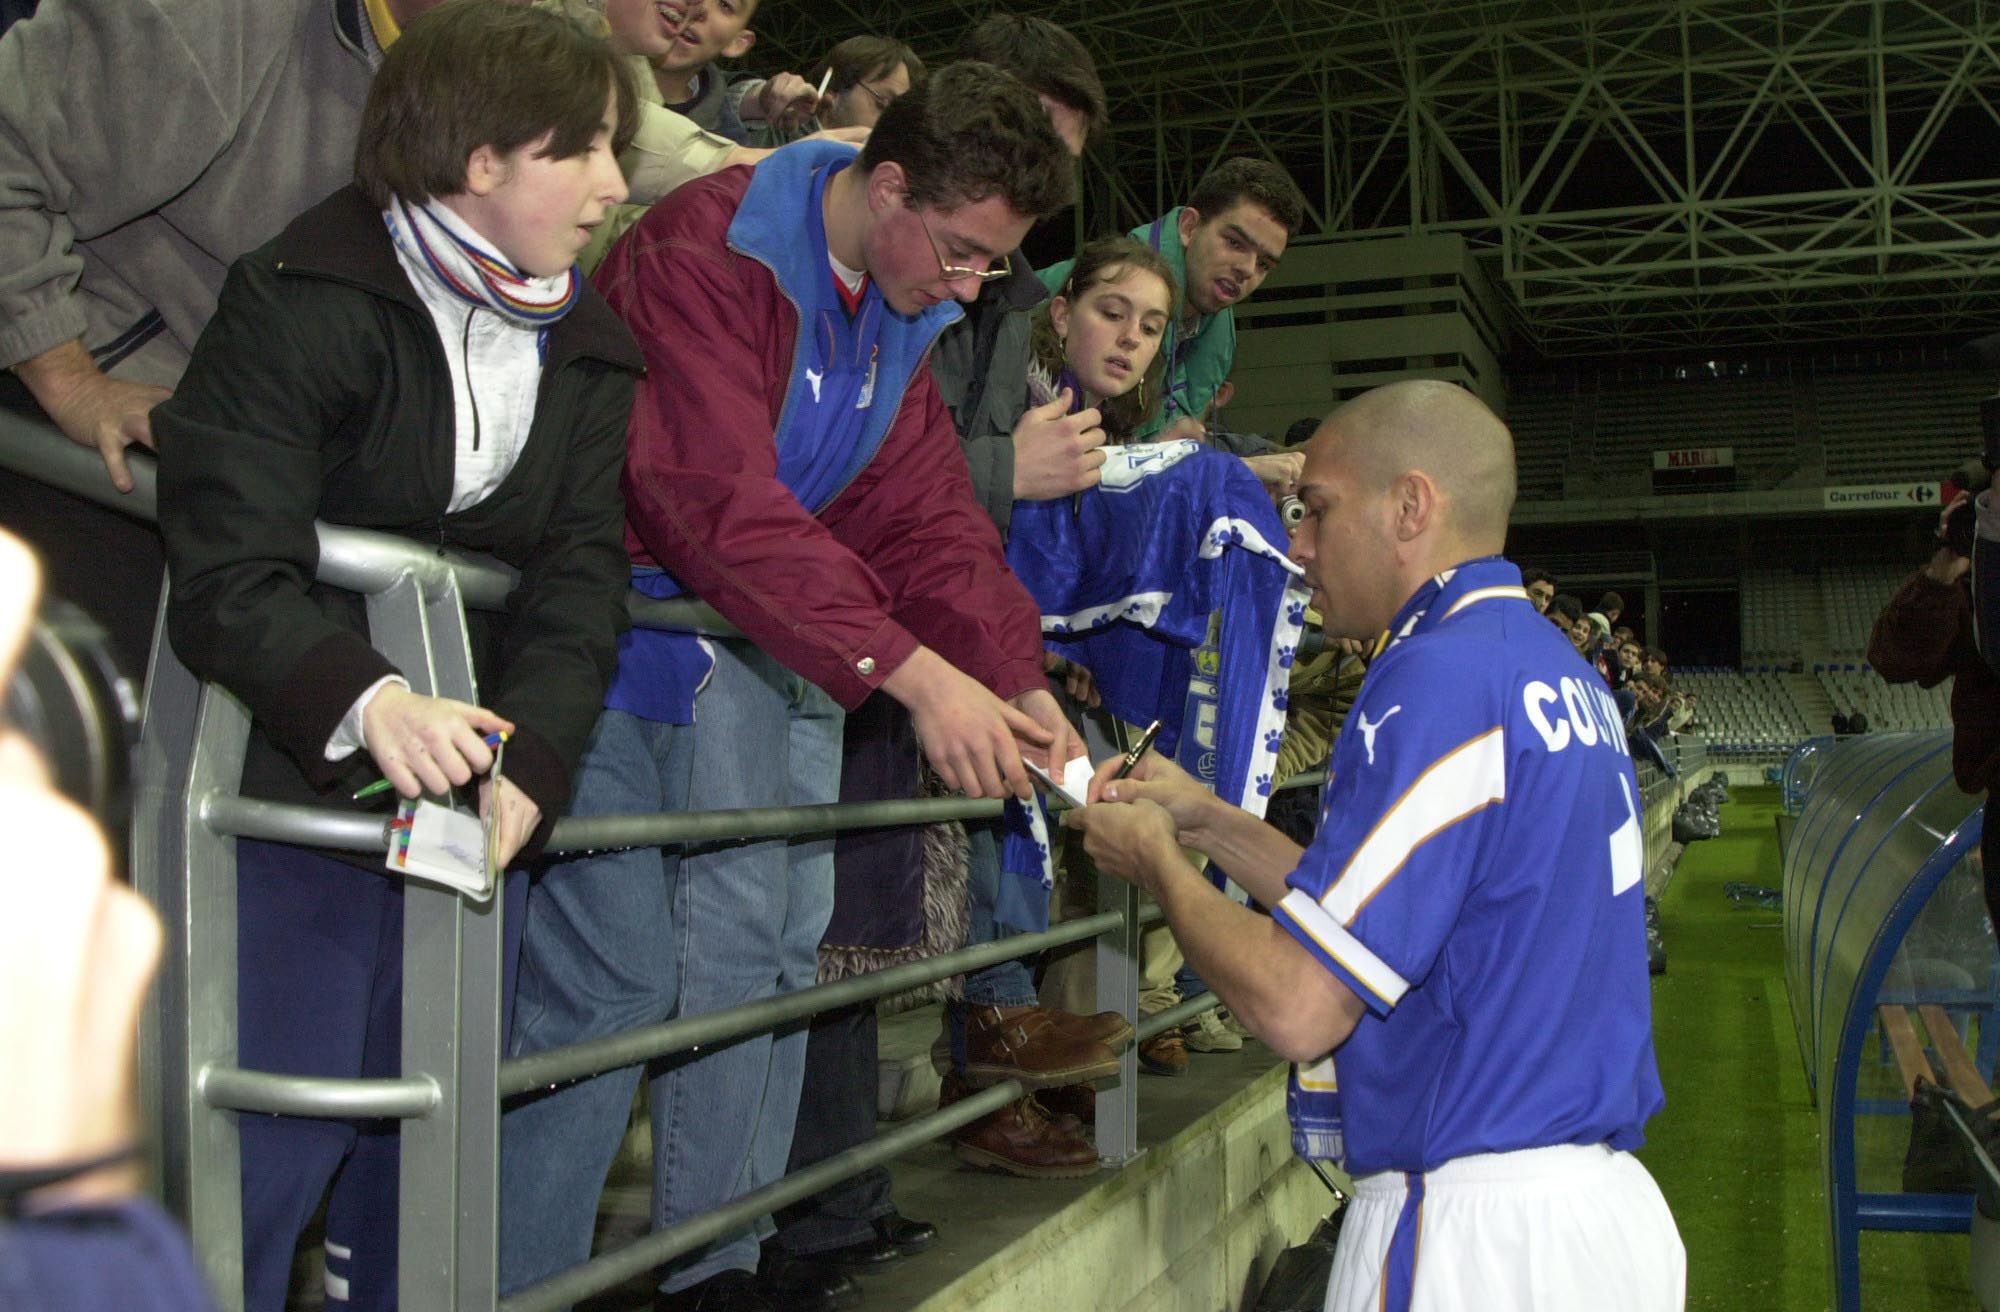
top-left (995, 441), bottom-right (1309, 928)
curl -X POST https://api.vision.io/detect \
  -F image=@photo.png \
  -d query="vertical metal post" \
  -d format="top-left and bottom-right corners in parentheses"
top-left (1092, 872), bottom-right (1144, 1166)
top-left (134, 594), bottom-right (252, 1312)
top-left (367, 570), bottom-right (503, 1311)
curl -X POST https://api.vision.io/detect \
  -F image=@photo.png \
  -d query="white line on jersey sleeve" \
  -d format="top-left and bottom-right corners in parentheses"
top-left (1318, 725), bottom-right (1507, 924)
top-left (1277, 888), bottom-right (1413, 1009)
top-left (1440, 585), bottom-right (1529, 619)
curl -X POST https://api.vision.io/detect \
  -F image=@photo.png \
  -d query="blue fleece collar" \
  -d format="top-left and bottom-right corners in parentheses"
top-left (727, 139), bottom-right (963, 336)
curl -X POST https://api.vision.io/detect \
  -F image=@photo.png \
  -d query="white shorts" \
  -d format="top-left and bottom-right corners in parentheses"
top-left (1324, 1143), bottom-right (1685, 1312)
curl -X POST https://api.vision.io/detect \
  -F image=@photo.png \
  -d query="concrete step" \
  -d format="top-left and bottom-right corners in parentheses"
top-left (906, 1063), bottom-right (1334, 1312)
top-left (579, 1039), bottom-right (1328, 1312)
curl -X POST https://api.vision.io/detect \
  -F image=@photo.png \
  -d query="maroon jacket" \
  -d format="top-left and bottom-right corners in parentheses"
top-left (593, 165), bottom-right (1044, 708)
top-left (1868, 568), bottom-right (2000, 793)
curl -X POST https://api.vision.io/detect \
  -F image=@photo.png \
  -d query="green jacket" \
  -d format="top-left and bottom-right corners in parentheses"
top-left (1038, 207), bottom-right (1237, 441)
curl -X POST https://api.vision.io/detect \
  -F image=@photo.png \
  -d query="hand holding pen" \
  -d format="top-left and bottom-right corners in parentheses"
top-left (357, 684), bottom-right (513, 801)
top-left (355, 730), bottom-right (509, 801)
top-left (1112, 719), bottom-right (1162, 781)
top-left (1080, 719), bottom-right (1201, 812)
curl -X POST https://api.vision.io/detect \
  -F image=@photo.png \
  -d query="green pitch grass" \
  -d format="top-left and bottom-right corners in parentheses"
top-left (1639, 784), bottom-right (1977, 1311)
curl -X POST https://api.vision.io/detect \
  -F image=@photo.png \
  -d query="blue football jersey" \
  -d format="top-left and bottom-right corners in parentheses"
top-left (1273, 557), bottom-right (1665, 1176)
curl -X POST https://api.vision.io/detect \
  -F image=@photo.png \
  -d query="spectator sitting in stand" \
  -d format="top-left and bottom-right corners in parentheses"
top-left (1040, 157), bottom-right (1307, 442)
top-left (1522, 567), bottom-right (1556, 614)
top-left (640, 0), bottom-right (761, 143)
top-left (1550, 592), bottom-right (1583, 632)
top-left (154, 7), bottom-right (644, 1305)
top-left (502, 63), bottom-right (1084, 1312)
top-left (1598, 590), bottom-right (1626, 627)
top-left (734, 35), bottom-right (926, 146)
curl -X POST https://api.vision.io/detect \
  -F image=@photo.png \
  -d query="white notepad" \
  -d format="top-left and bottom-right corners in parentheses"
top-left (385, 798), bottom-right (496, 902)
top-left (1023, 754), bottom-right (1095, 808)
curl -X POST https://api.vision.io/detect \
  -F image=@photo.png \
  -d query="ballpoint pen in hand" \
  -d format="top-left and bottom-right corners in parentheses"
top-left (352, 731), bottom-right (508, 801)
top-left (1112, 719), bottom-right (1162, 781)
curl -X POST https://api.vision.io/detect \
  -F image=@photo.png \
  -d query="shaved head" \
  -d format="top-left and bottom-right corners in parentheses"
top-left (1287, 380), bottom-right (1519, 638)
top-left (1315, 380), bottom-right (1515, 548)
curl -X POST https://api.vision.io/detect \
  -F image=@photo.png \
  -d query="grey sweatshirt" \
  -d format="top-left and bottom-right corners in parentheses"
top-left (0, 0), bottom-right (379, 385)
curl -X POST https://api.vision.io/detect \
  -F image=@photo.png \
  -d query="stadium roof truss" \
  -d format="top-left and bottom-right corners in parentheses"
top-left (754, 0), bottom-right (2000, 357)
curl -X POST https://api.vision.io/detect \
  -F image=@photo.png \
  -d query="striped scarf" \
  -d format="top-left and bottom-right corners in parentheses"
top-left (383, 196), bottom-right (579, 328)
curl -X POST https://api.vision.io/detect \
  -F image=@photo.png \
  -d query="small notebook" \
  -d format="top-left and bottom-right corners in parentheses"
top-left (385, 798), bottom-right (496, 901)
top-left (382, 739), bottom-right (504, 901)
top-left (1023, 753), bottom-right (1095, 809)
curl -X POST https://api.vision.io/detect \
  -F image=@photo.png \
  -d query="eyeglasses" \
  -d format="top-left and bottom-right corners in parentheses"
top-left (913, 207), bottom-right (1013, 285)
top-left (854, 80), bottom-right (898, 111)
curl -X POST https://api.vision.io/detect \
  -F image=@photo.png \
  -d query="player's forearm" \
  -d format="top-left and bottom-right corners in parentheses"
top-left (1151, 858), bottom-right (1357, 1060)
top-left (1181, 794), bottom-right (1305, 907)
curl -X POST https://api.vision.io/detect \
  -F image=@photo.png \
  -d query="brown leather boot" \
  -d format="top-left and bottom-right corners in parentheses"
top-left (961, 1005), bottom-right (1119, 1090)
top-left (941, 1074), bottom-right (1100, 1180)
top-left (1045, 1007), bottom-right (1134, 1054)
top-left (1137, 1028), bottom-right (1189, 1076)
top-left (1035, 1082), bottom-right (1096, 1133)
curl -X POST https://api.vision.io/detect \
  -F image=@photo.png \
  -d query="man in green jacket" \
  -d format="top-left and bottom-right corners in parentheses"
top-left (1042, 156), bottom-right (1306, 442)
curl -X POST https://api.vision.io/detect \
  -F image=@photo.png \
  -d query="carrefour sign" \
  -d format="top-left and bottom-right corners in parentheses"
top-left (1822, 483), bottom-right (1943, 510)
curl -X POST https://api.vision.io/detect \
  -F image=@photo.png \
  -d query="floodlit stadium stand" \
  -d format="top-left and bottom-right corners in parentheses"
top-left (1678, 562), bottom-right (1952, 758)
top-left (1817, 370), bottom-right (1988, 485)
top-left (1507, 361), bottom-right (1991, 499)
top-left (1508, 376), bottom-right (1574, 502)
top-left (1820, 564), bottom-right (1909, 661)
top-left (1678, 668), bottom-right (1817, 756)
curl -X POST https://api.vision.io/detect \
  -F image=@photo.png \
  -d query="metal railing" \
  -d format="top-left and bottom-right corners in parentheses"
top-left (0, 410), bottom-right (1244, 1311)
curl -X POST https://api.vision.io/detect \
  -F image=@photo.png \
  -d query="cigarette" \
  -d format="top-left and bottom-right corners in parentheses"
top-left (814, 67), bottom-right (833, 106)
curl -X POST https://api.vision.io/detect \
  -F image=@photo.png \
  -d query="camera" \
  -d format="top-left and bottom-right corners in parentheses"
top-left (1279, 495), bottom-right (1306, 530)
top-left (4, 599), bottom-right (139, 844)
top-left (1937, 451), bottom-right (1994, 558)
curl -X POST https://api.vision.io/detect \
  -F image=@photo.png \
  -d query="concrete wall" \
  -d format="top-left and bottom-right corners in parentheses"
top-left (1225, 234), bottom-right (1510, 441)
top-left (915, 1065), bottom-right (1335, 1312)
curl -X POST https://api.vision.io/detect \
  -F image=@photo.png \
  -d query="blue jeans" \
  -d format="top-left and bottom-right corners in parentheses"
top-left (501, 709), bottom-right (693, 1297)
top-left (654, 643), bottom-right (841, 1290)
top-left (500, 645), bottom-right (841, 1296)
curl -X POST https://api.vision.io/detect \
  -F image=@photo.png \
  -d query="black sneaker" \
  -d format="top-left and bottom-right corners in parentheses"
top-left (757, 1245), bottom-right (860, 1312)
top-left (654, 1269), bottom-right (775, 1312)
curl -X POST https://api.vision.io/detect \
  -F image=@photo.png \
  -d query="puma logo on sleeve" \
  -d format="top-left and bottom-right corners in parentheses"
top-left (1356, 704), bottom-right (1402, 765)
